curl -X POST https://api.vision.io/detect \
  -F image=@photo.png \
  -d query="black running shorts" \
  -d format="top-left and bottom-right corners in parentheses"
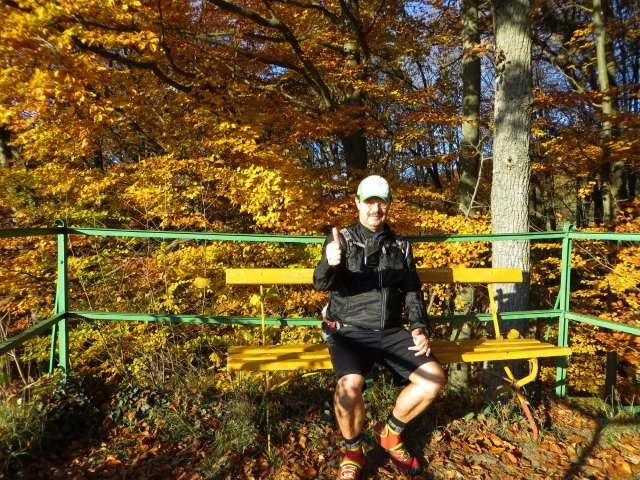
top-left (325, 326), bottom-right (438, 382)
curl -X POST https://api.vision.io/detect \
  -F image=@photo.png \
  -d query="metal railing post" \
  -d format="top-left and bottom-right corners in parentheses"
top-left (51, 219), bottom-right (69, 375)
top-left (555, 223), bottom-right (574, 397)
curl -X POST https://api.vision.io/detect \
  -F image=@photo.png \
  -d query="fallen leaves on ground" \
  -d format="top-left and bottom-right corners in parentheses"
top-left (5, 394), bottom-right (640, 480)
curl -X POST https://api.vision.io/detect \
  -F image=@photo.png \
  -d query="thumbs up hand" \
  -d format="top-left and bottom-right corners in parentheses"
top-left (326, 227), bottom-right (343, 267)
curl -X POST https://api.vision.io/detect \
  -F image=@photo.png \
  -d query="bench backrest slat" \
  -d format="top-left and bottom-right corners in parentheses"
top-left (417, 267), bottom-right (522, 284)
top-left (225, 267), bottom-right (523, 285)
top-left (225, 268), bottom-right (315, 285)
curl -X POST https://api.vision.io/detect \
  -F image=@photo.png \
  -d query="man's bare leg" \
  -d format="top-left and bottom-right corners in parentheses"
top-left (334, 373), bottom-right (368, 479)
top-left (393, 361), bottom-right (446, 423)
top-left (334, 373), bottom-right (367, 438)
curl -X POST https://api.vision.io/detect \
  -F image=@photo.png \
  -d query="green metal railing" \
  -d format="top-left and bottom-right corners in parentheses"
top-left (1, 222), bottom-right (639, 396)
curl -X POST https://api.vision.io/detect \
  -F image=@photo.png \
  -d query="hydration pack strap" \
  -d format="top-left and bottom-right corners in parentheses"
top-left (340, 227), bottom-right (408, 259)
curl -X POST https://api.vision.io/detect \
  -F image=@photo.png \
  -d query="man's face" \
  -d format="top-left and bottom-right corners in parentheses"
top-left (356, 196), bottom-right (389, 232)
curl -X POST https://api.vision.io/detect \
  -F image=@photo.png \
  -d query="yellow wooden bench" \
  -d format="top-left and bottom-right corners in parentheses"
top-left (225, 267), bottom-right (572, 435)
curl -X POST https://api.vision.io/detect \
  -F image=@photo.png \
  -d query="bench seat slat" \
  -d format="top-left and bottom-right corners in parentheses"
top-left (435, 344), bottom-right (572, 364)
top-left (228, 357), bottom-right (333, 371)
top-left (227, 340), bottom-right (571, 372)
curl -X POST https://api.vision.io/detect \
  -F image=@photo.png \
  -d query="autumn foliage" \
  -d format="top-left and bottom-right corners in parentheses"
top-left (0, 0), bottom-right (639, 477)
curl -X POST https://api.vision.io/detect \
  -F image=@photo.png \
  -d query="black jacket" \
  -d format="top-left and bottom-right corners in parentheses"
top-left (313, 222), bottom-right (428, 332)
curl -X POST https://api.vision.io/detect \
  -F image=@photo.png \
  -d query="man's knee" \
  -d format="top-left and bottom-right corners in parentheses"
top-left (411, 362), bottom-right (446, 394)
top-left (335, 374), bottom-right (365, 407)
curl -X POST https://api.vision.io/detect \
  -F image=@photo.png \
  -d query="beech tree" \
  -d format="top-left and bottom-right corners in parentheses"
top-left (450, 0), bottom-right (484, 391)
top-left (592, 0), bottom-right (623, 225)
top-left (459, 0), bottom-right (483, 217)
top-left (489, 0), bottom-right (532, 329)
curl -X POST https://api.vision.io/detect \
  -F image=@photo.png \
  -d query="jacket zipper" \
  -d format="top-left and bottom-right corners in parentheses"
top-left (379, 266), bottom-right (386, 330)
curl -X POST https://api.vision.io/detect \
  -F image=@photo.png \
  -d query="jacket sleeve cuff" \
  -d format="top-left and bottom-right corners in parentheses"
top-left (409, 321), bottom-right (431, 336)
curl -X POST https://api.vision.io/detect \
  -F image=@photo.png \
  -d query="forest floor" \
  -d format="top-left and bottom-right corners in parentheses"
top-left (3, 371), bottom-right (640, 480)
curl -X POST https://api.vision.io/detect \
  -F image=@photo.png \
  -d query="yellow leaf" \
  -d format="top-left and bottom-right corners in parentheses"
top-left (249, 294), bottom-right (261, 306)
top-left (264, 287), bottom-right (279, 299)
top-left (193, 277), bottom-right (210, 289)
top-left (507, 329), bottom-right (521, 339)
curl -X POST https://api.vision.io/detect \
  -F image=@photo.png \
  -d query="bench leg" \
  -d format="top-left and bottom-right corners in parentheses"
top-left (489, 359), bottom-right (540, 437)
top-left (265, 371), bottom-right (272, 455)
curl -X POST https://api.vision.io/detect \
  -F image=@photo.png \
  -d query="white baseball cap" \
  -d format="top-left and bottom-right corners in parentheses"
top-left (357, 175), bottom-right (391, 203)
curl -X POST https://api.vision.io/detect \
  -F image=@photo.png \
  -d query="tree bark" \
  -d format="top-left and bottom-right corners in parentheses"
top-left (487, 0), bottom-right (533, 389)
top-left (450, 0), bottom-right (483, 391)
top-left (490, 0), bottom-right (532, 303)
top-left (0, 126), bottom-right (10, 168)
top-left (448, 288), bottom-right (473, 391)
top-left (459, 0), bottom-right (482, 217)
top-left (342, 34), bottom-right (369, 175)
top-left (339, 131), bottom-right (368, 174)
top-left (593, 0), bottom-right (624, 224)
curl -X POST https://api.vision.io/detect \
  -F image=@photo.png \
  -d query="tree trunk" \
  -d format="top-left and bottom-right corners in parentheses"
top-left (544, 173), bottom-right (558, 231)
top-left (593, 0), bottom-right (624, 224)
top-left (0, 126), bottom-right (10, 168)
top-left (490, 0), bottom-right (532, 304)
top-left (459, 0), bottom-right (482, 217)
top-left (487, 0), bottom-right (532, 391)
top-left (339, 1), bottom-right (370, 176)
top-left (339, 131), bottom-right (368, 174)
top-left (448, 287), bottom-right (473, 391)
top-left (449, 0), bottom-right (482, 392)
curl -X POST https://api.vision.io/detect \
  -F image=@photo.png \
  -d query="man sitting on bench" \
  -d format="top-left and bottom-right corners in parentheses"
top-left (313, 175), bottom-right (446, 479)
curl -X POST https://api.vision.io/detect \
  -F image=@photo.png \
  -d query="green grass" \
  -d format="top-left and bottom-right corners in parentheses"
top-left (564, 394), bottom-right (640, 440)
top-left (0, 391), bottom-right (47, 473)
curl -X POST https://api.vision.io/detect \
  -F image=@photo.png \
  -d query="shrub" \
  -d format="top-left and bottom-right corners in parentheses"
top-left (0, 390), bottom-right (46, 473)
